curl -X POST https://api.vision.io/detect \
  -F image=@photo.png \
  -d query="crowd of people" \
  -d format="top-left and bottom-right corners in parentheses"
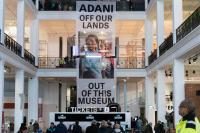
top-left (17, 120), bottom-right (127, 133)
top-left (10, 99), bottom-right (200, 133)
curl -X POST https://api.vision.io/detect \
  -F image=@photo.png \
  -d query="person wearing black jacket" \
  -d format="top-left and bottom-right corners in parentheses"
top-left (55, 121), bottom-right (68, 133)
top-left (72, 121), bottom-right (82, 133)
top-left (86, 120), bottom-right (98, 133)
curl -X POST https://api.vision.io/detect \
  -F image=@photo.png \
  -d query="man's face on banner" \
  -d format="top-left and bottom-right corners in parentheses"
top-left (86, 36), bottom-right (98, 52)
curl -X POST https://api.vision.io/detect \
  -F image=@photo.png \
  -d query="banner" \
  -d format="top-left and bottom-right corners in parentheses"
top-left (76, 1), bottom-right (116, 110)
top-left (77, 79), bottom-right (115, 108)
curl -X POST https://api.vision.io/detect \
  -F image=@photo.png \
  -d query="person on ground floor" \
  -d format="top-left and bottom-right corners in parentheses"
top-left (27, 121), bottom-right (33, 133)
top-left (17, 123), bottom-right (27, 133)
top-left (85, 120), bottom-right (98, 133)
top-left (176, 99), bottom-right (200, 133)
top-left (154, 121), bottom-right (165, 133)
top-left (46, 122), bottom-right (56, 133)
top-left (143, 122), bottom-right (153, 133)
top-left (55, 121), bottom-right (68, 133)
top-left (97, 120), bottom-right (112, 133)
top-left (72, 121), bottom-right (82, 133)
top-left (33, 121), bottom-right (42, 133)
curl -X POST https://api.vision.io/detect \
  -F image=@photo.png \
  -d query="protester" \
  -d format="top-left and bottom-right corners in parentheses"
top-left (143, 122), bottom-right (153, 133)
top-left (33, 121), bottom-right (42, 133)
top-left (55, 121), bottom-right (68, 133)
top-left (154, 121), bottom-right (165, 133)
top-left (46, 122), bottom-right (56, 133)
top-left (85, 120), bottom-right (98, 133)
top-left (72, 121), bottom-right (82, 133)
top-left (97, 120), bottom-right (111, 133)
top-left (113, 123), bottom-right (122, 133)
top-left (27, 121), bottom-right (33, 133)
top-left (17, 123), bottom-right (27, 133)
top-left (135, 117), bottom-right (143, 133)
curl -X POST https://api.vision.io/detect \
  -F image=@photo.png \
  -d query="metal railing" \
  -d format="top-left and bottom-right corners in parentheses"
top-left (148, 49), bottom-right (157, 65)
top-left (116, 0), bottom-right (145, 11)
top-left (38, 57), bottom-right (76, 69)
top-left (39, 0), bottom-right (145, 11)
top-left (24, 49), bottom-right (35, 66)
top-left (0, 30), bottom-right (36, 66)
top-left (116, 57), bottom-right (145, 69)
top-left (159, 33), bottom-right (173, 56)
top-left (4, 33), bottom-right (22, 57)
top-left (176, 6), bottom-right (200, 42)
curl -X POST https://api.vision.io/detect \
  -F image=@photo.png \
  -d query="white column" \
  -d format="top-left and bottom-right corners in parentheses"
top-left (36, 0), bottom-right (39, 10)
top-left (156, 0), bottom-right (164, 57)
top-left (145, 0), bottom-right (148, 9)
top-left (172, 0), bottom-right (183, 43)
top-left (30, 19), bottom-right (39, 66)
top-left (28, 76), bottom-right (38, 123)
top-left (14, 70), bottom-right (24, 133)
top-left (123, 79), bottom-right (127, 112)
top-left (116, 81), bottom-right (120, 103)
top-left (156, 70), bottom-right (166, 122)
top-left (0, 0), bottom-right (5, 44)
top-left (145, 16), bottom-right (153, 66)
top-left (145, 76), bottom-right (155, 126)
top-left (0, 59), bottom-right (5, 131)
top-left (17, 0), bottom-right (25, 57)
top-left (173, 59), bottom-right (185, 125)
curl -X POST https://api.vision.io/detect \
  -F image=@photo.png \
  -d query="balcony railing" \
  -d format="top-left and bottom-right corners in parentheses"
top-left (0, 30), bottom-right (36, 66)
top-left (159, 33), bottom-right (173, 56)
top-left (176, 6), bottom-right (200, 42)
top-left (117, 57), bottom-right (145, 69)
top-left (39, 0), bottom-right (145, 11)
top-left (24, 49), bottom-right (35, 66)
top-left (38, 57), bottom-right (76, 69)
top-left (148, 49), bottom-right (157, 65)
top-left (3, 33), bottom-right (22, 57)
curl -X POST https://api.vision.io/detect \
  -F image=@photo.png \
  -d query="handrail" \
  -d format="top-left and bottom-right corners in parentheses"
top-left (176, 6), bottom-right (200, 42)
top-left (0, 30), bottom-right (36, 66)
top-left (117, 57), bottom-right (145, 69)
top-left (159, 33), bottom-right (173, 56)
top-left (4, 33), bottom-right (22, 57)
top-left (38, 57), bottom-right (76, 69)
top-left (148, 49), bottom-right (157, 65)
top-left (24, 49), bottom-right (35, 66)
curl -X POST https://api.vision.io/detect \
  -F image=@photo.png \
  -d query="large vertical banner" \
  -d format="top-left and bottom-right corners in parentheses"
top-left (76, 1), bottom-right (116, 109)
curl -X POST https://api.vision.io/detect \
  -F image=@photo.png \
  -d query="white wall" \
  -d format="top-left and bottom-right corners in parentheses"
top-left (47, 33), bottom-right (68, 57)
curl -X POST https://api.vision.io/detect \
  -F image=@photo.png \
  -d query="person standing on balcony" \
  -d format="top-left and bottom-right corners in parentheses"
top-left (176, 99), bottom-right (200, 133)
